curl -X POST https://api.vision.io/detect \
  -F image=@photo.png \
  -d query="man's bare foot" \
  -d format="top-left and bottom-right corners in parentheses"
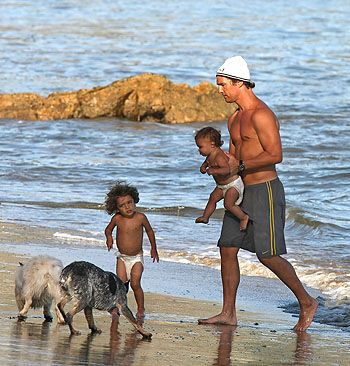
top-left (195, 216), bottom-right (209, 224)
top-left (198, 312), bottom-right (237, 326)
top-left (239, 215), bottom-right (249, 231)
top-left (293, 297), bottom-right (318, 332)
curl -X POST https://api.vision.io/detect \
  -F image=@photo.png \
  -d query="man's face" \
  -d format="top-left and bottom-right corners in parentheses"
top-left (216, 76), bottom-right (240, 103)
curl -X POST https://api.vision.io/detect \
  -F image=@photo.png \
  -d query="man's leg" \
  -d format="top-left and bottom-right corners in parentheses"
top-left (198, 246), bottom-right (240, 325)
top-left (259, 256), bottom-right (318, 331)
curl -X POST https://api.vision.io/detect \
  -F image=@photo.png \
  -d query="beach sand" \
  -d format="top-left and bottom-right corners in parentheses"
top-left (0, 249), bottom-right (349, 365)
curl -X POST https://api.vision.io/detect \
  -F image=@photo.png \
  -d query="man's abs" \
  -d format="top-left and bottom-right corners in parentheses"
top-left (242, 166), bottom-right (278, 186)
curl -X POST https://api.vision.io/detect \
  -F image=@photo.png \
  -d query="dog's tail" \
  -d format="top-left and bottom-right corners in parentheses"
top-left (119, 304), bottom-right (152, 339)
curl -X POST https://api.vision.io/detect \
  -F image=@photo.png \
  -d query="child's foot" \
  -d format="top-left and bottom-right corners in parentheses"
top-left (239, 215), bottom-right (249, 231)
top-left (109, 308), bottom-right (120, 320)
top-left (195, 216), bottom-right (209, 224)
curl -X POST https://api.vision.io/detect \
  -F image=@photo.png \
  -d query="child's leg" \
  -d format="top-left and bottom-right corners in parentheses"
top-left (110, 258), bottom-right (129, 318)
top-left (196, 187), bottom-right (223, 223)
top-left (130, 262), bottom-right (144, 320)
top-left (117, 257), bottom-right (130, 292)
top-left (224, 187), bottom-right (249, 230)
top-left (116, 258), bottom-right (128, 282)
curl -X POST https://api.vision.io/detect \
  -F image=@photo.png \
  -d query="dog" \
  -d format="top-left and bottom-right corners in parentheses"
top-left (57, 261), bottom-right (152, 339)
top-left (15, 255), bottom-right (65, 323)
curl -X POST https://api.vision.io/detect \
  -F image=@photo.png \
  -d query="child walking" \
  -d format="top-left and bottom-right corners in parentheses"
top-left (104, 181), bottom-right (159, 320)
top-left (195, 127), bottom-right (249, 230)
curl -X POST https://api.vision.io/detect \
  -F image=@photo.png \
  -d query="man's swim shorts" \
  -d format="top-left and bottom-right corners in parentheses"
top-left (218, 178), bottom-right (287, 258)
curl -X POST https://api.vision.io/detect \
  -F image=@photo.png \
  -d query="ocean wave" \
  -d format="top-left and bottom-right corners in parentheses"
top-left (1, 199), bottom-right (345, 231)
top-left (158, 249), bottom-right (350, 307)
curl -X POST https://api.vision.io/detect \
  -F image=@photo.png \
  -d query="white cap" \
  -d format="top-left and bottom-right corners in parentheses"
top-left (216, 56), bottom-right (252, 84)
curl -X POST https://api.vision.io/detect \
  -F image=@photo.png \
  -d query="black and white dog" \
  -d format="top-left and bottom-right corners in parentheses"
top-left (58, 261), bottom-right (152, 339)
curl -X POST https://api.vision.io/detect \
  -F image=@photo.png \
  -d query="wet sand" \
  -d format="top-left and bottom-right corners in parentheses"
top-left (1, 249), bottom-right (349, 365)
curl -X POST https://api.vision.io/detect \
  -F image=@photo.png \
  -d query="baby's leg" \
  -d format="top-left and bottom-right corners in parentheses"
top-left (196, 187), bottom-right (223, 224)
top-left (130, 262), bottom-right (144, 321)
top-left (224, 188), bottom-right (249, 231)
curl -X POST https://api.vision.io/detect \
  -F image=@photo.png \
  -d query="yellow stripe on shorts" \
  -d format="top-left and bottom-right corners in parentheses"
top-left (266, 181), bottom-right (276, 255)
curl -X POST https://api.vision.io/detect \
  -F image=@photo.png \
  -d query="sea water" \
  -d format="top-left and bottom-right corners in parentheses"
top-left (0, 0), bottom-right (349, 329)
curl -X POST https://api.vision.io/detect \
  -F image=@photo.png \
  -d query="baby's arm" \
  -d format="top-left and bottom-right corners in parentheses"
top-left (206, 154), bottom-right (230, 176)
top-left (200, 159), bottom-right (209, 174)
top-left (104, 215), bottom-right (117, 251)
top-left (142, 215), bottom-right (159, 263)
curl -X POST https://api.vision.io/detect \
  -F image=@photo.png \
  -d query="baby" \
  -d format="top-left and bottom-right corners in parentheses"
top-left (104, 181), bottom-right (159, 320)
top-left (195, 127), bottom-right (249, 230)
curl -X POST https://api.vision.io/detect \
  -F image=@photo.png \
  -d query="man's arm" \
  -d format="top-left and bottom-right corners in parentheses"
top-left (228, 113), bottom-right (237, 157)
top-left (244, 109), bottom-right (282, 171)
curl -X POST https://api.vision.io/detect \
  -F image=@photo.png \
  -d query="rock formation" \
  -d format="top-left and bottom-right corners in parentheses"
top-left (0, 73), bottom-right (236, 123)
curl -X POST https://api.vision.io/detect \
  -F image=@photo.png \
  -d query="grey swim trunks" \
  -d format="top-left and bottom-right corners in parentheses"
top-left (218, 178), bottom-right (286, 258)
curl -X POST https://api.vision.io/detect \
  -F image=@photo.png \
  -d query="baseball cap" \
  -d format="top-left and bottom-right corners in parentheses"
top-left (216, 56), bottom-right (253, 85)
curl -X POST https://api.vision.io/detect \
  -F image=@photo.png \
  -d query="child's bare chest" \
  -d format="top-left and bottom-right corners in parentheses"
top-left (116, 218), bottom-right (142, 233)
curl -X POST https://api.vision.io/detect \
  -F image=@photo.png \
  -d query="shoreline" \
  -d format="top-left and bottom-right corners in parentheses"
top-left (1, 246), bottom-right (349, 365)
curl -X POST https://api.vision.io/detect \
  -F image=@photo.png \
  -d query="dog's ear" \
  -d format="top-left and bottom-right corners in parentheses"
top-left (108, 273), bottom-right (117, 295)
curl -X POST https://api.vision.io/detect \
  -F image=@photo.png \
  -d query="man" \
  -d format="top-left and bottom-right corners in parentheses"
top-left (198, 56), bottom-right (318, 331)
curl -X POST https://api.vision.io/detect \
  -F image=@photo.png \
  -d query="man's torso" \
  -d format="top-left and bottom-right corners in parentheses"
top-left (229, 101), bottom-right (279, 185)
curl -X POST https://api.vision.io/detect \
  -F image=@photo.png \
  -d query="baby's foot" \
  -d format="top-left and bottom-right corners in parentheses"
top-left (195, 216), bottom-right (209, 224)
top-left (240, 215), bottom-right (249, 231)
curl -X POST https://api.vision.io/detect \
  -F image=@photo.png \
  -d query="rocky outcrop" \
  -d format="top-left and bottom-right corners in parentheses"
top-left (0, 74), bottom-right (236, 123)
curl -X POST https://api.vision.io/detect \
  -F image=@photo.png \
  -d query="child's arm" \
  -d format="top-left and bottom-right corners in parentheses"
top-left (206, 154), bottom-right (230, 176)
top-left (142, 215), bottom-right (159, 263)
top-left (104, 215), bottom-right (117, 251)
top-left (200, 159), bottom-right (209, 174)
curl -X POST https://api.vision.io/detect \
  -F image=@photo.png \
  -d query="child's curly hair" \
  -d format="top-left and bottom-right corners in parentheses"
top-left (105, 181), bottom-right (140, 215)
top-left (194, 127), bottom-right (224, 147)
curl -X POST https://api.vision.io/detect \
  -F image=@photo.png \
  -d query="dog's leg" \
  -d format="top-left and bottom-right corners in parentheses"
top-left (43, 302), bottom-right (53, 322)
top-left (84, 307), bottom-right (101, 334)
top-left (56, 293), bottom-right (71, 325)
top-left (61, 299), bottom-right (86, 335)
top-left (18, 296), bottom-right (33, 321)
top-left (57, 295), bottom-right (82, 335)
top-left (54, 304), bottom-right (66, 325)
top-left (119, 304), bottom-right (152, 339)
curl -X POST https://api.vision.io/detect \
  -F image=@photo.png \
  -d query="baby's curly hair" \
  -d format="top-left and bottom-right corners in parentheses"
top-left (194, 127), bottom-right (224, 147)
top-left (105, 181), bottom-right (140, 215)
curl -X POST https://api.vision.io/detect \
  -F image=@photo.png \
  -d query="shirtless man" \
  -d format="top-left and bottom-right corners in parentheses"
top-left (198, 56), bottom-right (318, 331)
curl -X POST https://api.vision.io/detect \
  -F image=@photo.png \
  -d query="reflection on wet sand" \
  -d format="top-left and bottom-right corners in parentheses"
top-left (53, 316), bottom-right (144, 365)
top-left (108, 315), bottom-right (144, 365)
top-left (292, 331), bottom-right (313, 365)
top-left (10, 317), bottom-right (144, 365)
top-left (210, 325), bottom-right (313, 366)
top-left (212, 325), bottom-right (237, 366)
top-left (10, 321), bottom-right (53, 364)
